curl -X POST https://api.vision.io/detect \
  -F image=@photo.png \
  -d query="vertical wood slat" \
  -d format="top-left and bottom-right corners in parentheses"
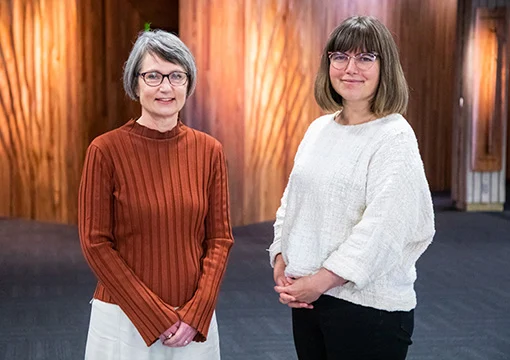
top-left (0, 0), bottom-right (82, 222)
top-left (471, 7), bottom-right (506, 172)
top-left (0, 0), bottom-right (145, 223)
top-left (452, 0), bottom-right (508, 210)
top-left (180, 0), bottom-right (458, 225)
top-left (180, 0), bottom-right (246, 226)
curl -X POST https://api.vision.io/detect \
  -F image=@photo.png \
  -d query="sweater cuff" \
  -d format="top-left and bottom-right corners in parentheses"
top-left (140, 305), bottom-right (181, 346)
top-left (268, 241), bottom-right (282, 268)
top-left (322, 254), bottom-right (370, 290)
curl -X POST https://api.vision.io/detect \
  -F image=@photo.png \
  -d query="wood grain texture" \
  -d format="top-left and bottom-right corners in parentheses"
top-left (0, 0), bottom-right (144, 223)
top-left (452, 0), bottom-right (509, 208)
top-left (0, 0), bottom-right (83, 222)
top-left (181, 0), bottom-right (458, 225)
top-left (471, 7), bottom-right (506, 172)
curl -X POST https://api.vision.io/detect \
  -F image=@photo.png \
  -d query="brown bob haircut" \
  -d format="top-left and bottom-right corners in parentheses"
top-left (314, 16), bottom-right (409, 116)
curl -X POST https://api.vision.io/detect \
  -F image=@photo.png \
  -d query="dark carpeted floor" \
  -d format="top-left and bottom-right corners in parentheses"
top-left (0, 193), bottom-right (509, 360)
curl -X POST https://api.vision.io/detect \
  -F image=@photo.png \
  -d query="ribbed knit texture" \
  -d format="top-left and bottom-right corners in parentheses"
top-left (269, 112), bottom-right (435, 312)
top-left (78, 119), bottom-right (233, 346)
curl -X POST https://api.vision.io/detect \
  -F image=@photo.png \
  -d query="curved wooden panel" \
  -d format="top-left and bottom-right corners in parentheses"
top-left (0, 0), bottom-right (83, 222)
top-left (0, 0), bottom-right (144, 223)
top-left (181, 0), bottom-right (457, 225)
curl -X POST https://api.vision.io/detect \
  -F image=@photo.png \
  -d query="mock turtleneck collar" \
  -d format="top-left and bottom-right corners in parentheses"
top-left (122, 119), bottom-right (186, 140)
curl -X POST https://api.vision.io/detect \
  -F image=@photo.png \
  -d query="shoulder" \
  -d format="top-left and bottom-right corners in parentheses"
top-left (185, 127), bottom-right (224, 154)
top-left (371, 114), bottom-right (419, 149)
top-left (87, 126), bottom-right (127, 156)
top-left (300, 113), bottom-right (336, 142)
top-left (378, 114), bottom-right (415, 138)
top-left (308, 113), bottom-right (335, 131)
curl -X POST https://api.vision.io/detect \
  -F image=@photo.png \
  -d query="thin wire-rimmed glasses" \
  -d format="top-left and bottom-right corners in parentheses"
top-left (328, 51), bottom-right (379, 71)
top-left (138, 71), bottom-right (188, 87)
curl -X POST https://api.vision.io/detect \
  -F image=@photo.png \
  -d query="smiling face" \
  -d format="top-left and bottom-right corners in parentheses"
top-left (137, 53), bottom-right (187, 124)
top-left (329, 50), bottom-right (380, 108)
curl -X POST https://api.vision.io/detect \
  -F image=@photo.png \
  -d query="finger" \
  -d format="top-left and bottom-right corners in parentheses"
top-left (279, 293), bottom-right (296, 304)
top-left (275, 277), bottom-right (286, 287)
top-left (280, 292), bottom-right (296, 301)
top-left (164, 330), bottom-right (186, 346)
top-left (287, 301), bottom-right (313, 309)
top-left (285, 276), bottom-right (295, 284)
top-left (274, 285), bottom-right (294, 294)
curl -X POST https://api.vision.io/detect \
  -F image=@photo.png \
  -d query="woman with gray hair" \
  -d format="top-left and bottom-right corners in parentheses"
top-left (78, 29), bottom-right (233, 360)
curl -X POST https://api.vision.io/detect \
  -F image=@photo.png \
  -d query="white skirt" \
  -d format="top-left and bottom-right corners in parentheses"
top-left (84, 299), bottom-right (221, 360)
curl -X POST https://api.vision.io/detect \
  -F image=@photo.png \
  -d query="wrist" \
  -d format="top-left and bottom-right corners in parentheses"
top-left (313, 268), bottom-right (347, 293)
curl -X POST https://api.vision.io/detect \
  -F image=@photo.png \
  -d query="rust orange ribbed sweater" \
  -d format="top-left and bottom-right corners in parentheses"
top-left (78, 119), bottom-right (233, 346)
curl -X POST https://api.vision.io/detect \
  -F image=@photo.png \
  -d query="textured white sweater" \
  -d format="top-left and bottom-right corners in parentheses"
top-left (269, 112), bottom-right (435, 311)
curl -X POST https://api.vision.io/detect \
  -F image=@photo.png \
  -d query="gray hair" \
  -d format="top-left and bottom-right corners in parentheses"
top-left (123, 30), bottom-right (197, 100)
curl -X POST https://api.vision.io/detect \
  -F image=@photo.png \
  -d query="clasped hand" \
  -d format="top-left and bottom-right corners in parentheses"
top-left (273, 254), bottom-right (318, 309)
top-left (159, 320), bottom-right (198, 347)
top-left (273, 254), bottom-right (347, 309)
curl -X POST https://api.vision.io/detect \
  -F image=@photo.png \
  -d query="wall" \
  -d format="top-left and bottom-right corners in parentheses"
top-left (180, 0), bottom-right (458, 225)
top-left (0, 0), bottom-right (144, 222)
top-left (452, 0), bottom-right (509, 209)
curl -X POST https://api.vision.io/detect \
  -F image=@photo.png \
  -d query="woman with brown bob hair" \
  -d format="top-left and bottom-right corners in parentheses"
top-left (269, 16), bottom-right (435, 360)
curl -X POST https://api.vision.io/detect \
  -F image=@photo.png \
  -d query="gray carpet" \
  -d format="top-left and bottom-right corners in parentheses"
top-left (0, 195), bottom-right (509, 360)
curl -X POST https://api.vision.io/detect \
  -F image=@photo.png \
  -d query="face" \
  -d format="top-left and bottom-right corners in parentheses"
top-left (137, 53), bottom-right (187, 123)
top-left (328, 50), bottom-right (380, 108)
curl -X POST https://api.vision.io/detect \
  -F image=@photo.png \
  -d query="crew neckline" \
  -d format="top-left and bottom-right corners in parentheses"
top-left (331, 110), bottom-right (390, 127)
top-left (123, 119), bottom-right (186, 139)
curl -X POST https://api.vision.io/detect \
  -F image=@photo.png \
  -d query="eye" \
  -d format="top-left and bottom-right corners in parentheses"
top-left (358, 53), bottom-right (377, 62)
top-left (145, 72), bottom-right (162, 80)
top-left (170, 72), bottom-right (186, 81)
top-left (331, 52), bottom-right (348, 62)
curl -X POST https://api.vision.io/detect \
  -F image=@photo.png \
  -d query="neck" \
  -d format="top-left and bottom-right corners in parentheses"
top-left (136, 114), bottom-right (178, 132)
top-left (337, 103), bottom-right (375, 125)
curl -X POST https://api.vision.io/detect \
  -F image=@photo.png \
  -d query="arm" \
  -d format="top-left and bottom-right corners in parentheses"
top-left (322, 131), bottom-right (435, 290)
top-left (175, 144), bottom-right (234, 342)
top-left (78, 144), bottom-right (180, 346)
top-left (268, 184), bottom-right (289, 268)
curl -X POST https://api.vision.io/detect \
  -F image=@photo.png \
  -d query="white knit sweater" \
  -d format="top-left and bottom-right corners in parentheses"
top-left (269, 112), bottom-right (435, 311)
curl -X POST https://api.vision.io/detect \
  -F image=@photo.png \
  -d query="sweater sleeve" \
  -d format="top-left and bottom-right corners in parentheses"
top-left (78, 144), bottom-right (180, 346)
top-left (268, 185), bottom-right (289, 267)
top-left (176, 144), bottom-right (234, 342)
top-left (322, 131), bottom-right (435, 290)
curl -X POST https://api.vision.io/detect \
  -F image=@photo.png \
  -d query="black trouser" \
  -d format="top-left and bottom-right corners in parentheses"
top-left (292, 295), bottom-right (414, 360)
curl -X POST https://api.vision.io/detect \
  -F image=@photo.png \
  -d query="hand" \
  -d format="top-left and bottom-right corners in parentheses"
top-left (159, 320), bottom-right (181, 343)
top-left (275, 276), bottom-right (322, 305)
top-left (163, 321), bottom-right (198, 347)
top-left (278, 279), bottom-right (315, 309)
top-left (275, 268), bottom-right (347, 305)
top-left (273, 255), bottom-right (313, 309)
top-left (273, 254), bottom-right (290, 286)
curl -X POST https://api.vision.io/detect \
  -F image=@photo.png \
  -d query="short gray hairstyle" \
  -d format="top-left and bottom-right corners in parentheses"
top-left (123, 30), bottom-right (197, 100)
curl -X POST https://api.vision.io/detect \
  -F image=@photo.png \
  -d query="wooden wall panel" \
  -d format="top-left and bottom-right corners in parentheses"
top-left (452, 0), bottom-right (508, 210)
top-left (0, 0), bottom-right (462, 225)
top-left (0, 0), bottom-right (145, 223)
top-left (0, 0), bottom-right (82, 222)
top-left (180, 0), bottom-right (246, 225)
top-left (181, 0), bottom-right (457, 225)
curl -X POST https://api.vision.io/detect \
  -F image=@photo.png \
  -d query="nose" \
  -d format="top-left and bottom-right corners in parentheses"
top-left (344, 57), bottom-right (358, 73)
top-left (159, 75), bottom-right (173, 90)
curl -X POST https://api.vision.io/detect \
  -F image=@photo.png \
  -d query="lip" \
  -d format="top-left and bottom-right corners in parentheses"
top-left (156, 98), bottom-right (175, 103)
top-left (341, 79), bottom-right (363, 83)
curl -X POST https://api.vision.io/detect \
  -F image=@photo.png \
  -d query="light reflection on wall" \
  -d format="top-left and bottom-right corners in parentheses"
top-left (471, 7), bottom-right (506, 172)
top-left (0, 0), bottom-right (82, 222)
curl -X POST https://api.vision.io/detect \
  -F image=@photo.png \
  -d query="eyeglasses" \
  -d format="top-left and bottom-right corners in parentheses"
top-left (138, 71), bottom-right (188, 87)
top-left (328, 51), bottom-right (379, 71)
